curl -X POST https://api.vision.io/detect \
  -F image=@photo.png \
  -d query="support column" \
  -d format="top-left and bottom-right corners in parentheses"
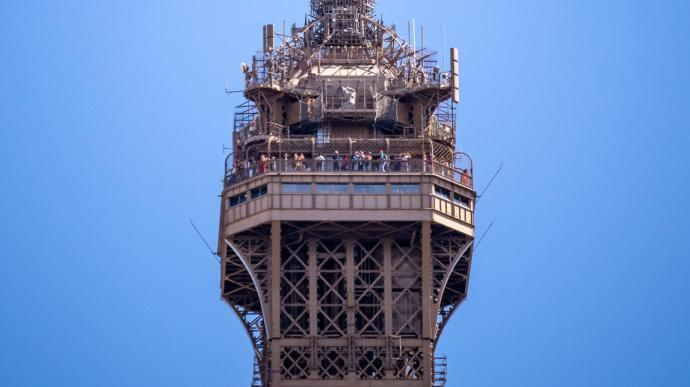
top-left (383, 239), bottom-right (395, 379)
top-left (383, 239), bottom-right (393, 336)
top-left (345, 239), bottom-right (356, 381)
top-left (308, 240), bottom-right (318, 336)
top-left (308, 239), bottom-right (319, 380)
top-left (421, 221), bottom-right (434, 386)
top-left (270, 220), bottom-right (282, 386)
top-left (346, 239), bottom-right (356, 336)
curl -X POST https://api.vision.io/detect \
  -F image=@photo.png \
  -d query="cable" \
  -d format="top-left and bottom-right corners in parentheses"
top-left (189, 218), bottom-right (220, 263)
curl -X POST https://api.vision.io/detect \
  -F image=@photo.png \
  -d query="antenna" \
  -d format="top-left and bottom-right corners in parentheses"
top-left (443, 24), bottom-right (446, 71)
top-left (189, 218), bottom-right (220, 263)
top-left (407, 20), bottom-right (412, 55)
top-left (475, 219), bottom-right (496, 251)
top-left (421, 25), bottom-right (424, 55)
top-left (477, 162), bottom-right (503, 203)
top-left (451, 48), bottom-right (460, 103)
top-left (412, 18), bottom-right (417, 66)
top-left (225, 80), bottom-right (243, 95)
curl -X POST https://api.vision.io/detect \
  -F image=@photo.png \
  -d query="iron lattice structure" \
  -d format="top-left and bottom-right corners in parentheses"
top-left (219, 1), bottom-right (476, 386)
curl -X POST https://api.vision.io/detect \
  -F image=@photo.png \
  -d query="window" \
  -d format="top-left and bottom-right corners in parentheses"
top-left (283, 183), bottom-right (312, 194)
top-left (434, 185), bottom-right (451, 200)
top-left (453, 193), bottom-right (471, 209)
top-left (316, 183), bottom-right (349, 194)
top-left (353, 184), bottom-right (386, 194)
top-left (316, 127), bottom-right (331, 145)
top-left (251, 185), bottom-right (268, 199)
top-left (229, 193), bottom-right (247, 207)
top-left (391, 184), bottom-right (420, 194)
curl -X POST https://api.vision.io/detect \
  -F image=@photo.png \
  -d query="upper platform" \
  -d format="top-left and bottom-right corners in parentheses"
top-left (221, 162), bottom-right (475, 237)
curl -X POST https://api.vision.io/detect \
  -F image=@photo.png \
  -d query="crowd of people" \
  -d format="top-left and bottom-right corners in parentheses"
top-left (230, 151), bottom-right (421, 176)
top-left (227, 151), bottom-right (470, 185)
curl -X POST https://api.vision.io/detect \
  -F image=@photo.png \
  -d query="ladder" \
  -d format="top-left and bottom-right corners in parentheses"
top-left (433, 356), bottom-right (448, 387)
top-left (250, 355), bottom-right (262, 387)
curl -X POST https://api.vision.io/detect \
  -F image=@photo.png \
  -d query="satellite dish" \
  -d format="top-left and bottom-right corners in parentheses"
top-left (241, 63), bottom-right (249, 73)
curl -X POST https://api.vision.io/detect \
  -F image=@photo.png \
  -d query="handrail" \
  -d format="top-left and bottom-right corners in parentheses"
top-left (224, 158), bottom-right (473, 189)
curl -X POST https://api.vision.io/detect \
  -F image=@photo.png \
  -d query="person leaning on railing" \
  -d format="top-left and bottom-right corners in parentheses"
top-left (258, 155), bottom-right (267, 175)
top-left (461, 169), bottom-right (471, 186)
top-left (283, 153), bottom-right (290, 172)
top-left (399, 152), bottom-right (411, 172)
top-left (315, 154), bottom-right (326, 172)
top-left (333, 150), bottom-right (341, 171)
top-left (378, 150), bottom-right (388, 172)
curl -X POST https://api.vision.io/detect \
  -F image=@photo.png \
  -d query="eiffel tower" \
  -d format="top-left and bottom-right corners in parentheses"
top-left (219, 1), bottom-right (476, 385)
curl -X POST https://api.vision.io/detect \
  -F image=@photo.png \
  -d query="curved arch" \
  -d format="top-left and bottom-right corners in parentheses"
top-left (434, 241), bottom-right (473, 342)
top-left (222, 238), bottom-right (270, 362)
top-left (225, 239), bottom-right (270, 334)
top-left (455, 151), bottom-right (473, 176)
top-left (222, 298), bottom-right (266, 361)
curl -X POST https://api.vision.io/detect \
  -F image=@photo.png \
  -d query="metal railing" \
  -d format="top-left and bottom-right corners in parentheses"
top-left (225, 157), bottom-right (473, 189)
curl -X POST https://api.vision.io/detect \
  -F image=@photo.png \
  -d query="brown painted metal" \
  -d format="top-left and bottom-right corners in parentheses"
top-left (218, 1), bottom-right (476, 386)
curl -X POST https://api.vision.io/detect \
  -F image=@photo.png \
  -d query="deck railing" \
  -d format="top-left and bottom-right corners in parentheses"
top-left (225, 158), bottom-right (473, 189)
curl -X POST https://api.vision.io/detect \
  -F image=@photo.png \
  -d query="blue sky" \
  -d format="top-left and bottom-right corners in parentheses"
top-left (1, 0), bottom-right (688, 386)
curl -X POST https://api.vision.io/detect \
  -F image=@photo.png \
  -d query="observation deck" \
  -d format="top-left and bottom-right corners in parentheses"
top-left (221, 159), bottom-right (475, 236)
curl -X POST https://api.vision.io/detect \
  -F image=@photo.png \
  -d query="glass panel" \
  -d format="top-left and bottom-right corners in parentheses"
top-left (283, 183), bottom-right (312, 194)
top-left (316, 184), bottom-right (350, 194)
top-left (434, 185), bottom-right (451, 200)
top-left (453, 193), bottom-right (471, 208)
top-left (353, 184), bottom-right (387, 194)
top-left (229, 193), bottom-right (247, 207)
top-left (391, 184), bottom-right (420, 194)
top-left (251, 185), bottom-right (268, 199)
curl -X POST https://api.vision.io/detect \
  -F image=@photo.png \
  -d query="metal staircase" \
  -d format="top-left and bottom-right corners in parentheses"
top-left (250, 355), bottom-right (262, 387)
top-left (433, 356), bottom-right (448, 387)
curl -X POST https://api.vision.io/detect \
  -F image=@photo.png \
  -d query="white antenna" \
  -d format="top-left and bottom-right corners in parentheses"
top-left (443, 24), bottom-right (446, 71)
top-left (412, 18), bottom-right (417, 66)
top-left (225, 80), bottom-right (243, 95)
top-left (421, 25), bottom-right (424, 54)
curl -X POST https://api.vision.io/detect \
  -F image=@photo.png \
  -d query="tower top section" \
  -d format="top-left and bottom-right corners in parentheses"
top-left (309, 0), bottom-right (378, 46)
top-left (310, 0), bottom-right (376, 17)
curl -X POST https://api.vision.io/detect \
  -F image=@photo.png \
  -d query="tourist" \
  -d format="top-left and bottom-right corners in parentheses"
top-left (258, 155), bottom-right (266, 175)
top-left (427, 153), bottom-right (434, 173)
top-left (293, 153), bottom-right (300, 171)
top-left (333, 150), bottom-right (341, 171)
top-left (400, 152), bottom-right (410, 172)
top-left (379, 150), bottom-right (388, 172)
top-left (315, 154), bottom-right (326, 172)
top-left (461, 168), bottom-right (471, 186)
top-left (283, 153), bottom-right (290, 172)
top-left (356, 151), bottom-right (364, 171)
top-left (248, 159), bottom-right (256, 178)
top-left (297, 153), bottom-right (304, 172)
